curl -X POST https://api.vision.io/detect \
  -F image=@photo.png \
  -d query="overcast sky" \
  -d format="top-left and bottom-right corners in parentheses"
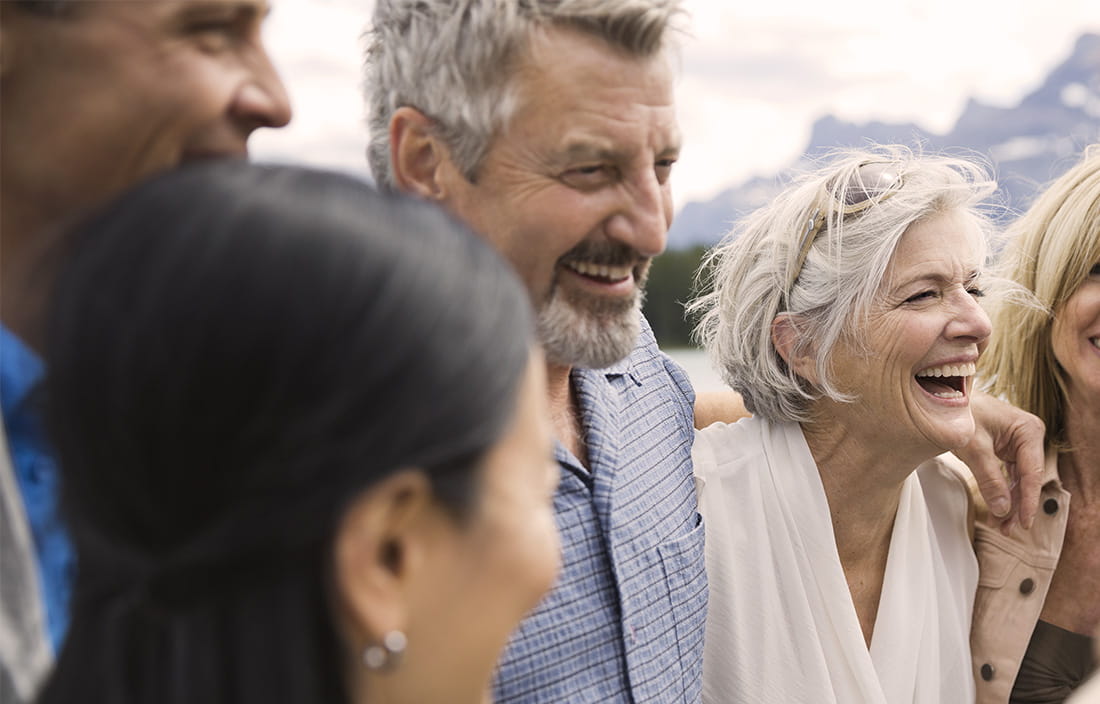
top-left (250, 0), bottom-right (1100, 208)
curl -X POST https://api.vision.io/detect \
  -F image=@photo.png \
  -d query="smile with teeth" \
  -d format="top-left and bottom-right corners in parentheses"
top-left (565, 261), bottom-right (634, 283)
top-left (915, 361), bottom-right (976, 399)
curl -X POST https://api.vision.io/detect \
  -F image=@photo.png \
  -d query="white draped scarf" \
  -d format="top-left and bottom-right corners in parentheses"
top-left (694, 416), bottom-right (977, 704)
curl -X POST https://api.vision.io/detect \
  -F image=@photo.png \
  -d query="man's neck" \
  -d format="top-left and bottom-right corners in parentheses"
top-left (546, 360), bottom-right (587, 466)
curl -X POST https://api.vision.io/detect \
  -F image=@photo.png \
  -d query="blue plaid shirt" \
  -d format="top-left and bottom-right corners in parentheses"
top-left (0, 324), bottom-right (72, 651)
top-left (493, 318), bottom-right (707, 703)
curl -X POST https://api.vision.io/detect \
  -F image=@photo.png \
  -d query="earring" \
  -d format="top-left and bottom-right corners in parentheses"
top-left (362, 630), bottom-right (408, 671)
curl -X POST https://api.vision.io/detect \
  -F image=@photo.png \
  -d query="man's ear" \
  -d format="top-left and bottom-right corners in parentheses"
top-left (331, 469), bottom-right (435, 646)
top-left (389, 106), bottom-right (456, 201)
top-left (771, 313), bottom-right (818, 385)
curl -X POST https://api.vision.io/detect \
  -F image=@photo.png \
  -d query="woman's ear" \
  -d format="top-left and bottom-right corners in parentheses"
top-left (331, 469), bottom-right (435, 646)
top-left (771, 313), bottom-right (819, 385)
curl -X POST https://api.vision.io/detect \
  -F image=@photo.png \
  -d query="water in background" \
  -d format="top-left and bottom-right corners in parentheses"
top-left (665, 347), bottom-right (727, 392)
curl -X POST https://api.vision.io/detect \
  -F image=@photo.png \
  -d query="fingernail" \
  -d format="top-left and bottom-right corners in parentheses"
top-left (990, 497), bottom-right (1010, 517)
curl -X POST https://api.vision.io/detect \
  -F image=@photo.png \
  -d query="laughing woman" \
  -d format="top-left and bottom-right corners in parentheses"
top-left (690, 146), bottom-right (995, 703)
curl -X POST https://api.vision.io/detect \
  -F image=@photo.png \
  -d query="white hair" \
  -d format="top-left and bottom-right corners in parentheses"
top-left (690, 145), bottom-right (1000, 422)
top-left (364, 0), bottom-right (684, 189)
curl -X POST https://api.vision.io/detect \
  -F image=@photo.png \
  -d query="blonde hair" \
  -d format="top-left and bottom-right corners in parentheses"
top-left (980, 145), bottom-right (1100, 446)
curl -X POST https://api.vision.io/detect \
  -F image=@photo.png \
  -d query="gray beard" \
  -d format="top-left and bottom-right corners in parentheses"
top-left (536, 286), bottom-right (644, 370)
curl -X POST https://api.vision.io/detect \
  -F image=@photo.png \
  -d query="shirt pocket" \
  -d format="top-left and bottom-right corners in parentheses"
top-left (657, 511), bottom-right (707, 704)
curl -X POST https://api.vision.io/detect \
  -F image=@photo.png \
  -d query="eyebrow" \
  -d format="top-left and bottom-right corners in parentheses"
top-left (559, 142), bottom-right (619, 164)
top-left (556, 140), bottom-right (681, 166)
top-left (174, 1), bottom-right (270, 22)
top-left (894, 269), bottom-right (982, 290)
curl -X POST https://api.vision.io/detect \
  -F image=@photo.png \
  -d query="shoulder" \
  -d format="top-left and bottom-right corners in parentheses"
top-left (917, 454), bottom-right (977, 539)
top-left (693, 416), bottom-right (772, 482)
top-left (627, 315), bottom-right (695, 403)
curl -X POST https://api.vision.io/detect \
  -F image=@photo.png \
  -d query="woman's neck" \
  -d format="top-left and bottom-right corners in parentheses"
top-left (800, 416), bottom-right (917, 647)
top-left (1061, 396), bottom-right (1100, 504)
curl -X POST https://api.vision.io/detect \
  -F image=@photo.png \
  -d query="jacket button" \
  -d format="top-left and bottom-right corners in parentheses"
top-left (1044, 498), bottom-right (1059, 515)
top-left (981, 663), bottom-right (995, 681)
top-left (1020, 578), bottom-right (1035, 595)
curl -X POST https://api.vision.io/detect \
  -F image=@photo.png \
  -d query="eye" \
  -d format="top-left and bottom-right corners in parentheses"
top-left (1090, 263), bottom-right (1100, 277)
top-left (560, 164), bottom-right (617, 190)
top-left (966, 285), bottom-right (986, 298)
top-left (655, 158), bottom-right (677, 185)
top-left (184, 9), bottom-right (253, 51)
top-left (904, 290), bottom-right (936, 304)
top-left (190, 23), bottom-right (238, 50)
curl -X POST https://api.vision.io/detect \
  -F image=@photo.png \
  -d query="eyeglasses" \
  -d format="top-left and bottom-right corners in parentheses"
top-left (787, 161), bottom-right (904, 290)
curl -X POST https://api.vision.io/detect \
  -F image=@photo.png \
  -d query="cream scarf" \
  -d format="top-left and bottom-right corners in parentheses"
top-left (694, 416), bottom-right (977, 703)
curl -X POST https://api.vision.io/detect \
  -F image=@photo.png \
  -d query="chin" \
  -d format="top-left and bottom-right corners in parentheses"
top-left (926, 418), bottom-right (976, 454)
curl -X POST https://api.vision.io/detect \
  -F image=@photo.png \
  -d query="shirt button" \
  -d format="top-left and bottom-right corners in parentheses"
top-left (1043, 498), bottom-right (1059, 515)
top-left (981, 663), bottom-right (995, 681)
top-left (1019, 578), bottom-right (1035, 595)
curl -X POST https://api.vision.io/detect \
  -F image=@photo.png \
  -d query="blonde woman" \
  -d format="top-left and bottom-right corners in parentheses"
top-left (970, 147), bottom-right (1100, 703)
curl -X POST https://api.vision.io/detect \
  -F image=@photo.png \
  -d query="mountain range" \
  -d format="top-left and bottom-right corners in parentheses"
top-left (668, 32), bottom-right (1100, 250)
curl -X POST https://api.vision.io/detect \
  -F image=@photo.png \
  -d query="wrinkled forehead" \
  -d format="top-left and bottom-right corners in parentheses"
top-left (507, 24), bottom-right (679, 123)
top-left (887, 209), bottom-right (989, 278)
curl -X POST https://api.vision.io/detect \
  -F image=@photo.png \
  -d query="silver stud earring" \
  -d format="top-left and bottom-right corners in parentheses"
top-left (363, 630), bottom-right (407, 671)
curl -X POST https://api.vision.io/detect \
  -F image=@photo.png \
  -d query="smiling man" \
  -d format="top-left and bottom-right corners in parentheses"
top-left (367, 2), bottom-right (705, 701)
top-left (0, 2), bottom-right (290, 700)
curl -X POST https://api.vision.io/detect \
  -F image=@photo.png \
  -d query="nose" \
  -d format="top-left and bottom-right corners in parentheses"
top-left (946, 287), bottom-right (992, 344)
top-left (602, 169), bottom-right (671, 258)
top-left (234, 47), bottom-right (293, 130)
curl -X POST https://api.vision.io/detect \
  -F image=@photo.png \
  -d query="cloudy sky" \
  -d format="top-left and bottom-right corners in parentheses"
top-left (251, 0), bottom-right (1100, 208)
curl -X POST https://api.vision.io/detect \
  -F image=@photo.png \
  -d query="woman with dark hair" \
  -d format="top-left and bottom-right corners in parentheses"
top-left (36, 162), bottom-right (560, 704)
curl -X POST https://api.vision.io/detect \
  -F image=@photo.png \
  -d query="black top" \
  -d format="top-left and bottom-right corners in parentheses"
top-left (1011, 619), bottom-right (1097, 704)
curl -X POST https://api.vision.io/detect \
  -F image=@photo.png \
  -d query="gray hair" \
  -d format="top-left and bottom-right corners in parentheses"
top-left (689, 145), bottom-right (999, 422)
top-left (364, 0), bottom-right (684, 189)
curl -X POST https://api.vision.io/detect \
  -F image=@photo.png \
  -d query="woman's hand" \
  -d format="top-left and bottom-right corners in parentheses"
top-left (955, 391), bottom-right (1045, 534)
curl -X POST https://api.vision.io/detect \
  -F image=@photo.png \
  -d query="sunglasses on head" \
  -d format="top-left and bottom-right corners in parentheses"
top-left (787, 161), bottom-right (905, 291)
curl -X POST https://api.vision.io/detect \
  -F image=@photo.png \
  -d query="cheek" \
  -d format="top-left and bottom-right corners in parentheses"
top-left (502, 501), bottom-right (561, 606)
top-left (1050, 318), bottom-right (1072, 370)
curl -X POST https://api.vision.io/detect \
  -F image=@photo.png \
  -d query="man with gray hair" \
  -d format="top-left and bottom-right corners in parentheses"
top-left (366, 1), bottom-right (705, 700)
top-left (1, 2), bottom-right (290, 701)
top-left (364, 1), bottom-right (1046, 701)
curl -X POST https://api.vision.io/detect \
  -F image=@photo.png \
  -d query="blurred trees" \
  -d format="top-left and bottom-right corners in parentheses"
top-left (642, 245), bottom-right (709, 348)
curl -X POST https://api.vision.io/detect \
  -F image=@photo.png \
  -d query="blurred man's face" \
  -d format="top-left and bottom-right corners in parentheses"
top-left (436, 26), bottom-right (680, 369)
top-left (0, 0), bottom-right (292, 223)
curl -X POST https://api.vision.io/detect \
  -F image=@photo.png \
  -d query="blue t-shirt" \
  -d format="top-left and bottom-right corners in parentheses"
top-left (0, 323), bottom-right (72, 650)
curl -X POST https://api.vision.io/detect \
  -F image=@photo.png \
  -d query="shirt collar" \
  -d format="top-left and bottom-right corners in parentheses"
top-left (583, 356), bottom-right (641, 386)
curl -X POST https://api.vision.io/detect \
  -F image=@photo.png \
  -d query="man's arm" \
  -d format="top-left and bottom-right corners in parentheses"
top-left (693, 390), bottom-right (750, 430)
top-left (953, 391), bottom-right (1045, 534)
